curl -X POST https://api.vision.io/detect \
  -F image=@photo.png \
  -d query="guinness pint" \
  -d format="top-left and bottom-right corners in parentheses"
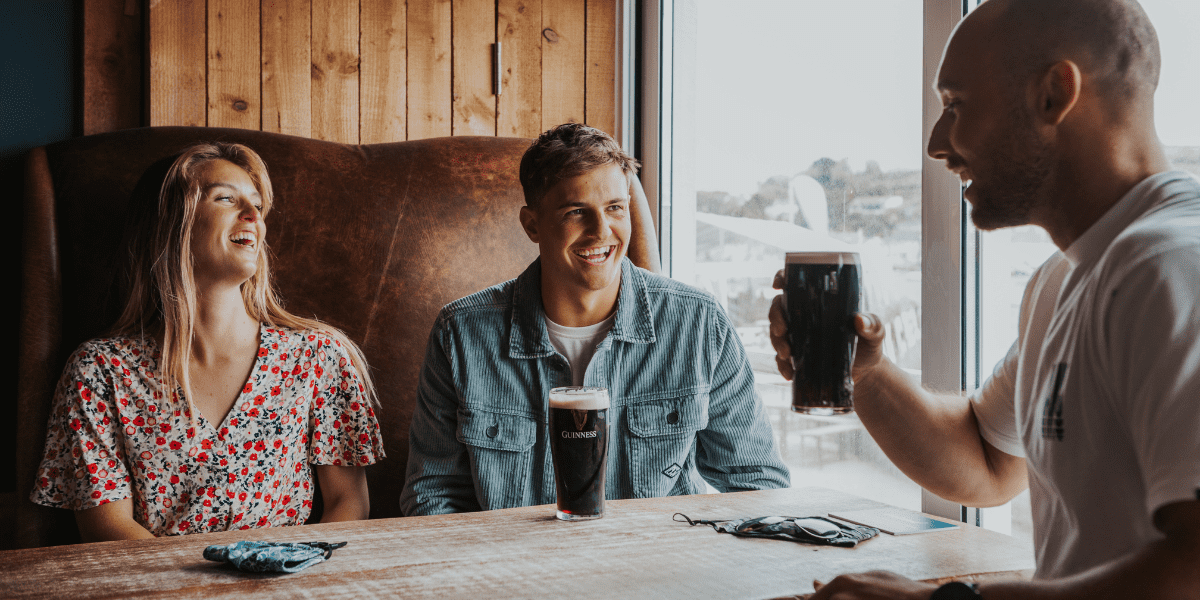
top-left (784, 251), bottom-right (862, 415)
top-left (548, 387), bottom-right (610, 521)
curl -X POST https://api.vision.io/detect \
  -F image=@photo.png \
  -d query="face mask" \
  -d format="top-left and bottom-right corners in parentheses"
top-left (204, 540), bottom-right (349, 573)
top-left (674, 513), bottom-right (879, 548)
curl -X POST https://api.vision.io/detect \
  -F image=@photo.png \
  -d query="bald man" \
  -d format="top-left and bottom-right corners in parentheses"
top-left (768, 1), bottom-right (1200, 598)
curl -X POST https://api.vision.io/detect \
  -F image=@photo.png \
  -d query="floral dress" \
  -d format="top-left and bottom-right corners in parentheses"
top-left (31, 325), bottom-right (385, 536)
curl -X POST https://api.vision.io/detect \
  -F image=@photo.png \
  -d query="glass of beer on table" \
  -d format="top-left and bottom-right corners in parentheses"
top-left (784, 251), bottom-right (861, 415)
top-left (548, 386), bottom-right (610, 521)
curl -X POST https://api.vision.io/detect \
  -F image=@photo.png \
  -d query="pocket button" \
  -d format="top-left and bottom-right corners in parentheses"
top-left (486, 425), bottom-right (499, 438)
top-left (666, 411), bottom-right (679, 425)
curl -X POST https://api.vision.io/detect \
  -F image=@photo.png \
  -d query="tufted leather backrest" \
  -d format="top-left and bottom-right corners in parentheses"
top-left (16, 126), bottom-right (660, 548)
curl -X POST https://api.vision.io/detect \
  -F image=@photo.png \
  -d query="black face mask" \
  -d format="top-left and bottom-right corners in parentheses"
top-left (673, 513), bottom-right (879, 548)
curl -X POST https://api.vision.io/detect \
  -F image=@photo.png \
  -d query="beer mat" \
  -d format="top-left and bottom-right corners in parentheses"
top-left (673, 513), bottom-right (878, 548)
top-left (827, 508), bottom-right (959, 535)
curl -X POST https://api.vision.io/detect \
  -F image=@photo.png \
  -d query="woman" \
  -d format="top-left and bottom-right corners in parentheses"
top-left (31, 143), bottom-right (384, 541)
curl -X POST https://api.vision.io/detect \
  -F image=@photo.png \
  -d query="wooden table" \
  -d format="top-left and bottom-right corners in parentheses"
top-left (0, 487), bottom-right (1033, 599)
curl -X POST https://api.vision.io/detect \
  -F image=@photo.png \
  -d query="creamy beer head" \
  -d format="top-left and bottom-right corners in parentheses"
top-left (785, 251), bottom-right (859, 266)
top-left (549, 387), bottom-right (610, 410)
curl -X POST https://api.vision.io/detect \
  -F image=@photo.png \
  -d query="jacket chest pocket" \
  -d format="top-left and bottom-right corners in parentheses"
top-left (457, 409), bottom-right (538, 510)
top-left (625, 393), bottom-right (709, 498)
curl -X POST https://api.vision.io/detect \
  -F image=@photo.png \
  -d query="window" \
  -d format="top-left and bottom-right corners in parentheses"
top-left (640, 0), bottom-right (1199, 535)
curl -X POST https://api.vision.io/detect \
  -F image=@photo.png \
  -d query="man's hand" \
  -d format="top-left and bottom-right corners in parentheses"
top-left (807, 571), bottom-right (936, 600)
top-left (769, 270), bottom-right (888, 383)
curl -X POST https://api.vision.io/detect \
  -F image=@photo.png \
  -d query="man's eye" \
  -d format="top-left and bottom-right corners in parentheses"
top-left (566, 209), bottom-right (585, 216)
top-left (607, 204), bottom-right (627, 212)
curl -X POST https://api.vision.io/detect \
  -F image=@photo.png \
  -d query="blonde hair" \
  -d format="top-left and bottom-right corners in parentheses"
top-left (112, 142), bottom-right (378, 428)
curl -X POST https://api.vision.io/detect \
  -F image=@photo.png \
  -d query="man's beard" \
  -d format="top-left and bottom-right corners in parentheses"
top-left (967, 107), bottom-right (1054, 231)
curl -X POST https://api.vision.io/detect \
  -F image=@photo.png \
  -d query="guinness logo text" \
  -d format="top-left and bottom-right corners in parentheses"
top-left (561, 431), bottom-right (598, 439)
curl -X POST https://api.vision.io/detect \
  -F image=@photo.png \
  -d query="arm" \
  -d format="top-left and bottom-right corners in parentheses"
top-left (315, 465), bottom-right (370, 522)
top-left (807, 500), bottom-right (1200, 600)
top-left (695, 302), bottom-right (790, 491)
top-left (399, 317), bottom-right (481, 516)
top-left (74, 499), bottom-right (156, 542)
top-left (769, 272), bottom-right (1026, 506)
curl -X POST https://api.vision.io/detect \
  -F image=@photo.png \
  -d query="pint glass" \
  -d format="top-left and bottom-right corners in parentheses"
top-left (784, 252), bottom-right (861, 415)
top-left (548, 386), bottom-right (610, 521)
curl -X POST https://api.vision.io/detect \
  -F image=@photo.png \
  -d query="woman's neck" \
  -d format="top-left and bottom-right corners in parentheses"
top-left (190, 283), bottom-right (259, 364)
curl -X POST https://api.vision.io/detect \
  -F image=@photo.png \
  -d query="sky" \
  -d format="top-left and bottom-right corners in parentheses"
top-left (686, 0), bottom-right (1200, 197)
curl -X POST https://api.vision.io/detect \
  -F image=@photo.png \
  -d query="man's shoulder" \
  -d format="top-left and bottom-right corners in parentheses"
top-left (633, 266), bottom-right (722, 309)
top-left (1107, 180), bottom-right (1200, 274)
top-left (440, 279), bottom-right (518, 317)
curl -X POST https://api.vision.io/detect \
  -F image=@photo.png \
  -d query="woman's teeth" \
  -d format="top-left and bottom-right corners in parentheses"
top-left (230, 232), bottom-right (256, 247)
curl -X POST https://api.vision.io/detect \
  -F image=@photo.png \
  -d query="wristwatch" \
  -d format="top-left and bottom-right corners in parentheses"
top-left (930, 581), bottom-right (982, 600)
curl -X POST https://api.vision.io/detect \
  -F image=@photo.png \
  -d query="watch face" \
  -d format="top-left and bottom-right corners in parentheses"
top-left (931, 581), bottom-right (981, 600)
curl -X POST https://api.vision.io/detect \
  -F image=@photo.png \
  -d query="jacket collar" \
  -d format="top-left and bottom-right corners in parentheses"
top-left (508, 257), bottom-right (656, 359)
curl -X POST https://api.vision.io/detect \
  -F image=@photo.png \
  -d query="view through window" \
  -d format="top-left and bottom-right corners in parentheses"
top-left (669, 0), bottom-right (925, 511)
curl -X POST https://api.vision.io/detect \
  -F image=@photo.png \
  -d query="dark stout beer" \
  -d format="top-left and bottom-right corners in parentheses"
top-left (785, 252), bottom-right (861, 415)
top-left (548, 387), bottom-right (610, 521)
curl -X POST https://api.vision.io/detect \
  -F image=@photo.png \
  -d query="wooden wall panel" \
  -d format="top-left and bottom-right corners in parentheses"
top-left (149, 0), bottom-right (207, 127)
top-left (497, 0), bottom-right (541, 138)
top-left (541, 0), bottom-right (586, 129)
top-left (361, 0), bottom-right (408, 144)
top-left (452, 0), bottom-right (497, 136)
top-left (83, 0), bottom-right (143, 135)
top-left (263, 0), bottom-right (312, 137)
top-left (311, 0), bottom-right (361, 143)
top-left (208, 0), bottom-right (261, 130)
top-left (585, 0), bottom-right (616, 137)
top-left (408, 0), bottom-right (453, 139)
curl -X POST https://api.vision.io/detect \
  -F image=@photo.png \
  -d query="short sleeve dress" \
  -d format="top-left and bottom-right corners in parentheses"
top-left (31, 325), bottom-right (385, 536)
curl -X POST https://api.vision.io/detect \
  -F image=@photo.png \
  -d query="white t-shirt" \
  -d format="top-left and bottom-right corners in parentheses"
top-left (545, 313), bottom-right (617, 387)
top-left (971, 171), bottom-right (1200, 579)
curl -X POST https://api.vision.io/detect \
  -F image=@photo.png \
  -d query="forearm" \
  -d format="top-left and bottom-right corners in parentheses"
top-left (316, 466), bottom-right (371, 522)
top-left (75, 499), bottom-right (156, 542)
top-left (853, 359), bottom-right (1025, 506)
top-left (977, 530), bottom-right (1200, 600)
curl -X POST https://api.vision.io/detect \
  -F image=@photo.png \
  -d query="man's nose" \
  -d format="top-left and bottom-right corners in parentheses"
top-left (927, 112), bottom-right (952, 162)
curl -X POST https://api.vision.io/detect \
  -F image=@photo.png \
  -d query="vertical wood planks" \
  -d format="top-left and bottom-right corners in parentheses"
top-left (584, 0), bottom-right (616, 137)
top-left (149, 0), bottom-right (206, 126)
top-left (312, 0), bottom-right (361, 143)
top-left (541, 0), bottom-right (585, 129)
top-left (208, 0), bottom-right (261, 130)
top-left (408, 0), bottom-right (453, 140)
top-left (497, 0), bottom-right (541, 138)
top-left (361, 0), bottom-right (408, 144)
top-left (83, 0), bottom-right (143, 134)
top-left (263, 0), bottom-right (313, 138)
top-left (452, 0), bottom-right (497, 136)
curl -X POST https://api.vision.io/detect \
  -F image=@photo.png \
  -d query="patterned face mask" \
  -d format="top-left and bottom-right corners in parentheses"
top-left (673, 513), bottom-right (879, 548)
top-left (204, 541), bottom-right (349, 573)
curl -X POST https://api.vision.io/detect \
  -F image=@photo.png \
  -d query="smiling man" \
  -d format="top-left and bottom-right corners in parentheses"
top-left (769, 0), bottom-right (1200, 598)
top-left (400, 124), bottom-right (788, 515)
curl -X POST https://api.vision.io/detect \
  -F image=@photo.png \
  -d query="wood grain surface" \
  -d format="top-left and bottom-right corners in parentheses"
top-left (0, 488), bottom-right (1033, 599)
top-left (149, 0), bottom-right (206, 127)
top-left (360, 0), bottom-right (408, 144)
top-left (452, 0), bottom-right (497, 136)
top-left (498, 0), bottom-right (543, 138)
top-left (585, 0), bottom-right (617, 136)
top-left (262, 0), bottom-right (313, 137)
top-left (408, 0), bottom-right (453, 139)
top-left (82, 0), bottom-right (142, 135)
top-left (541, 0), bottom-right (586, 129)
top-left (208, 0), bottom-right (261, 130)
top-left (311, 0), bottom-right (361, 143)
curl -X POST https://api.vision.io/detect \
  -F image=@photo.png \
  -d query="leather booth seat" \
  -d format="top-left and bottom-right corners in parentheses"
top-left (17, 127), bottom-right (659, 548)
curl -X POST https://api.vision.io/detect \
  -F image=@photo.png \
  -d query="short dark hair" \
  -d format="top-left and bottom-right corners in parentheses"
top-left (519, 123), bottom-right (640, 209)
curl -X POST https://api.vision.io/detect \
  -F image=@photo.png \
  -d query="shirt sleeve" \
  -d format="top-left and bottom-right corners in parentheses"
top-left (399, 314), bottom-right (482, 516)
top-left (308, 335), bottom-right (385, 467)
top-left (30, 343), bottom-right (134, 510)
top-left (695, 305), bottom-right (791, 492)
top-left (1102, 244), bottom-right (1200, 518)
top-left (970, 339), bottom-right (1025, 458)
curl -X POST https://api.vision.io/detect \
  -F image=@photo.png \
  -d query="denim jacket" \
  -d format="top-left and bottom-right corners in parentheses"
top-left (399, 258), bottom-right (789, 515)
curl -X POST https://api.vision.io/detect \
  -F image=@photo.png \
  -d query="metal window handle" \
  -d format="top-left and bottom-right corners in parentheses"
top-left (493, 42), bottom-right (502, 96)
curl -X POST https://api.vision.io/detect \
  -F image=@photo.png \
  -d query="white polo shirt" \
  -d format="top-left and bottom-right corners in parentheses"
top-left (971, 171), bottom-right (1200, 579)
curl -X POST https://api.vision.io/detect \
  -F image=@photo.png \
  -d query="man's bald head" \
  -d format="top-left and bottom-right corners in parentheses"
top-left (963, 0), bottom-right (1160, 112)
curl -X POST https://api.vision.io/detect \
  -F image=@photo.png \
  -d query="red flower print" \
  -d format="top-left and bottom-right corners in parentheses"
top-left (254, 395), bottom-right (265, 406)
top-left (96, 401), bottom-right (107, 412)
top-left (209, 517), bottom-right (220, 528)
top-left (242, 382), bottom-right (252, 394)
top-left (87, 464), bottom-right (98, 474)
top-left (91, 491), bottom-right (102, 499)
top-left (273, 440), bottom-right (282, 449)
top-left (257, 348), bottom-right (268, 357)
top-left (186, 427), bottom-right (195, 438)
top-left (79, 388), bottom-right (92, 401)
top-left (254, 441), bottom-right (266, 451)
top-left (155, 437), bottom-right (166, 446)
top-left (271, 386), bottom-right (281, 396)
top-left (286, 508), bottom-right (297, 517)
top-left (201, 439), bottom-right (212, 450)
top-left (170, 475), bottom-right (180, 484)
top-left (169, 441), bottom-right (182, 450)
top-left (254, 472), bottom-right (265, 483)
top-left (104, 480), bottom-right (116, 491)
top-left (271, 365), bottom-right (280, 375)
top-left (70, 418), bottom-right (82, 431)
top-left (133, 416), bottom-right (145, 426)
top-left (159, 423), bottom-right (170, 433)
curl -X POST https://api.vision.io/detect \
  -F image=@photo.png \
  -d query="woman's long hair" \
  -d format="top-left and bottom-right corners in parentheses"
top-left (111, 142), bottom-right (378, 426)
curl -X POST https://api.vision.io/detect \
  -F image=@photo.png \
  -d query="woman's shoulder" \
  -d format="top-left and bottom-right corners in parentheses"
top-left (261, 324), bottom-right (350, 356)
top-left (66, 335), bottom-right (158, 369)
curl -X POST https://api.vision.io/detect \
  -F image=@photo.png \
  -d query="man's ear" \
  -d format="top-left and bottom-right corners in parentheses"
top-left (1037, 60), bottom-right (1082, 126)
top-left (519, 205), bottom-right (540, 243)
